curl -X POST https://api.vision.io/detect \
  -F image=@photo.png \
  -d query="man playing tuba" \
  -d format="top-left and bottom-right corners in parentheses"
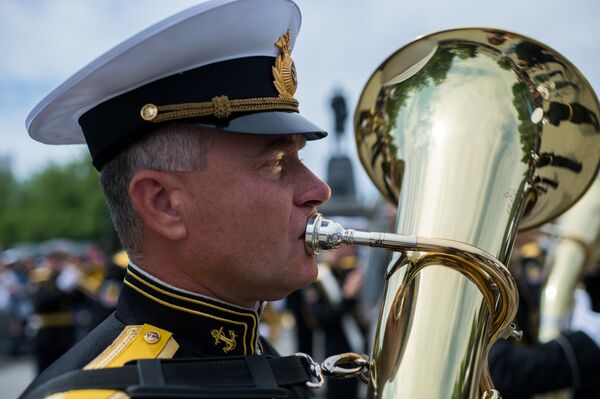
top-left (20, 1), bottom-right (331, 398)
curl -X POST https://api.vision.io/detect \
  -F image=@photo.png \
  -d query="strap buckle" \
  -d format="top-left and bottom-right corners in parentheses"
top-left (322, 352), bottom-right (370, 384)
top-left (294, 352), bottom-right (324, 389)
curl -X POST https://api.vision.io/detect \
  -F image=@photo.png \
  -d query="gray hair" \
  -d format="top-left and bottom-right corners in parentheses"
top-left (99, 123), bottom-right (216, 262)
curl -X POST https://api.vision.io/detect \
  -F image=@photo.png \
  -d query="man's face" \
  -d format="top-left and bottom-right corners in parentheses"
top-left (177, 132), bottom-right (330, 306)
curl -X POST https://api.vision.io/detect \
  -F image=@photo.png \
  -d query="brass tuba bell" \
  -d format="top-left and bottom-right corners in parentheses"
top-left (307, 27), bottom-right (600, 398)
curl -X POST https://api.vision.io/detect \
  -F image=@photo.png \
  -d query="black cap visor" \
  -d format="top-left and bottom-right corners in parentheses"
top-left (190, 110), bottom-right (327, 140)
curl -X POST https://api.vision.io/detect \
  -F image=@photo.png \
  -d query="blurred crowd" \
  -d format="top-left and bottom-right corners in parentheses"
top-left (0, 242), bottom-right (127, 373)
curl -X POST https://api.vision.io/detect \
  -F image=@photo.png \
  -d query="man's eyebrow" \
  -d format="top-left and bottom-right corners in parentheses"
top-left (262, 136), bottom-right (307, 154)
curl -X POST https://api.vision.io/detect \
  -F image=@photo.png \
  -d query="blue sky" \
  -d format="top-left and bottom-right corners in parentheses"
top-left (1, 0), bottom-right (599, 201)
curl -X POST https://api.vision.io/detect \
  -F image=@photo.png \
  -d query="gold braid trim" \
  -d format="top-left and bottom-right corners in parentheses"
top-left (140, 96), bottom-right (299, 123)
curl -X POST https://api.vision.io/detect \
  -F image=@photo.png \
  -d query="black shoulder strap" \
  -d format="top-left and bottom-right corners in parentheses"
top-left (24, 355), bottom-right (317, 399)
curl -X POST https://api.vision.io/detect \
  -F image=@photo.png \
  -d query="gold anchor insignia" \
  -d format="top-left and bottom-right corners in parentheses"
top-left (272, 30), bottom-right (297, 98)
top-left (211, 326), bottom-right (237, 353)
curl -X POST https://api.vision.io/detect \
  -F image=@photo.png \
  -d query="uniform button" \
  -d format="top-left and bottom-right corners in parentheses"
top-left (140, 104), bottom-right (158, 121)
top-left (144, 330), bottom-right (161, 344)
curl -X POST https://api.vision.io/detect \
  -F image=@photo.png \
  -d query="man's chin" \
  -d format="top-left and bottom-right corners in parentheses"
top-left (300, 261), bottom-right (319, 285)
top-left (285, 260), bottom-right (318, 292)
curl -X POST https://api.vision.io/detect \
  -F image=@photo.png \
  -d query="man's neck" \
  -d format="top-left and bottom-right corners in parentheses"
top-left (129, 262), bottom-right (260, 311)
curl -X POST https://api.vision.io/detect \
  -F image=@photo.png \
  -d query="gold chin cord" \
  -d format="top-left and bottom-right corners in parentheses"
top-left (307, 28), bottom-right (600, 398)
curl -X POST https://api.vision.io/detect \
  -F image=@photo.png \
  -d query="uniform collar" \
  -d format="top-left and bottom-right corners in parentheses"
top-left (116, 264), bottom-right (261, 356)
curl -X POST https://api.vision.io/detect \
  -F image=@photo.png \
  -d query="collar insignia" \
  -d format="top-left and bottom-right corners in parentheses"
top-left (211, 326), bottom-right (238, 353)
top-left (272, 30), bottom-right (297, 98)
top-left (120, 266), bottom-right (259, 356)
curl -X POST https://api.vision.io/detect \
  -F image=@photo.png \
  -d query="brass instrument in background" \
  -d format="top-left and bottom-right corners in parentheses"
top-left (307, 28), bottom-right (600, 398)
top-left (539, 175), bottom-right (600, 342)
top-left (536, 175), bottom-right (600, 399)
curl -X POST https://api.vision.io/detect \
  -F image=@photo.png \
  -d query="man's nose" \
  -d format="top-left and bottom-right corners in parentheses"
top-left (295, 168), bottom-right (331, 208)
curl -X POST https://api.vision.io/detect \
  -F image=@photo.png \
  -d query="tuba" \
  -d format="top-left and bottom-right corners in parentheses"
top-left (306, 28), bottom-right (600, 398)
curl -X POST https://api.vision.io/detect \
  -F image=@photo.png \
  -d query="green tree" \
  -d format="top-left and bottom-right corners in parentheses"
top-left (0, 168), bottom-right (20, 247)
top-left (0, 155), bottom-right (118, 250)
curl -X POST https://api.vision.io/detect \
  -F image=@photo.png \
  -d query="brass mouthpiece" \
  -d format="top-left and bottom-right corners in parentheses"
top-left (304, 213), bottom-right (345, 254)
top-left (304, 213), bottom-right (417, 255)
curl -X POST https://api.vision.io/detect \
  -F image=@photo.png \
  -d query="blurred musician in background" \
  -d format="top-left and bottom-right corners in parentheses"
top-left (305, 242), bottom-right (368, 399)
top-left (28, 248), bottom-right (83, 374)
top-left (489, 237), bottom-right (600, 398)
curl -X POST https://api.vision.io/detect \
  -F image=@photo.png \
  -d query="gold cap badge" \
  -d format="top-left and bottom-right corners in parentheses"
top-left (272, 30), bottom-right (297, 98)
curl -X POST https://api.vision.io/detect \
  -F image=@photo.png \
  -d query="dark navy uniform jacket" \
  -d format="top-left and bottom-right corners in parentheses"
top-left (20, 265), bottom-right (312, 399)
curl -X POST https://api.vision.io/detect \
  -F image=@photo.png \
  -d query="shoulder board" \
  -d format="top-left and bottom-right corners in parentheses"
top-left (49, 324), bottom-right (178, 399)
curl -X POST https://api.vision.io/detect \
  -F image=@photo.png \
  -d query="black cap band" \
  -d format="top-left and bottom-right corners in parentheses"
top-left (80, 56), bottom-right (283, 170)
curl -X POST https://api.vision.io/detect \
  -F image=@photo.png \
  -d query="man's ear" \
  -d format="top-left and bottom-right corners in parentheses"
top-left (128, 170), bottom-right (187, 241)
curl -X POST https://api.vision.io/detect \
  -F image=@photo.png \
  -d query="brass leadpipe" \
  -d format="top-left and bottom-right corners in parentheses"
top-left (306, 213), bottom-right (520, 397)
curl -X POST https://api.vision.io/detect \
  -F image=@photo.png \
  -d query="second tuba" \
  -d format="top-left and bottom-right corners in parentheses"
top-left (539, 175), bottom-right (600, 343)
top-left (535, 174), bottom-right (600, 399)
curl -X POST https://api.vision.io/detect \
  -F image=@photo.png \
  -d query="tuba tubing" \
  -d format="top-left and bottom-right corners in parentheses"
top-left (306, 213), bottom-right (520, 397)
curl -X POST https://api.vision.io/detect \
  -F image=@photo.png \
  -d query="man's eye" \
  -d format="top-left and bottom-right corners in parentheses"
top-left (266, 159), bottom-right (283, 171)
top-left (265, 158), bottom-right (285, 175)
